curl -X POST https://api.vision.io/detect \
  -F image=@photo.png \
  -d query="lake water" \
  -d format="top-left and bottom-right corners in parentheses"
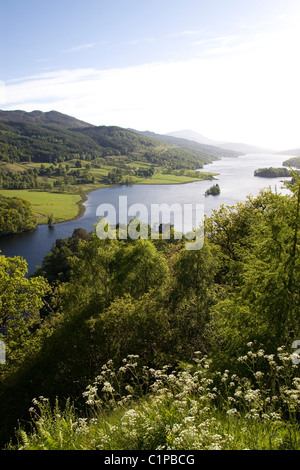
top-left (0, 153), bottom-right (294, 274)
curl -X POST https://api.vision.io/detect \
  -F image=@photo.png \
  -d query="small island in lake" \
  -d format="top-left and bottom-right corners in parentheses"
top-left (254, 167), bottom-right (291, 178)
top-left (205, 183), bottom-right (220, 196)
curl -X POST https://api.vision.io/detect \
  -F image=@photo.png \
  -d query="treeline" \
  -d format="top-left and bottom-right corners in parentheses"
top-left (0, 195), bottom-right (37, 236)
top-left (0, 167), bottom-right (42, 190)
top-left (0, 176), bottom-right (299, 447)
top-left (0, 164), bottom-right (95, 190)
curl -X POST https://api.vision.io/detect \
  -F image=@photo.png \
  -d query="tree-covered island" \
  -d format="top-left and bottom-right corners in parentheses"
top-left (254, 167), bottom-right (291, 178)
top-left (205, 183), bottom-right (221, 196)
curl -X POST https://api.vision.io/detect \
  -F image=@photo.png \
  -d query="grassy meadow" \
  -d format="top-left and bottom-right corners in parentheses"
top-left (0, 159), bottom-right (217, 224)
top-left (137, 171), bottom-right (216, 185)
top-left (0, 189), bottom-right (83, 224)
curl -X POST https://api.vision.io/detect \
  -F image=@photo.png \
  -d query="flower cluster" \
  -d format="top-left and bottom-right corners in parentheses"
top-left (16, 342), bottom-right (300, 450)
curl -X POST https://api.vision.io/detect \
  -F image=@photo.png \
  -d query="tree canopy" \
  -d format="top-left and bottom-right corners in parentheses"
top-left (0, 195), bottom-right (37, 236)
top-left (0, 178), bottom-right (300, 447)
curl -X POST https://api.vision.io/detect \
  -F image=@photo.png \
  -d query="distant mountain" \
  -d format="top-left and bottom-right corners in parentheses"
top-left (129, 129), bottom-right (240, 159)
top-left (281, 156), bottom-right (300, 169)
top-left (215, 141), bottom-right (275, 155)
top-left (278, 148), bottom-right (300, 157)
top-left (165, 129), bottom-right (221, 147)
top-left (0, 109), bottom-right (93, 129)
top-left (166, 129), bottom-right (274, 155)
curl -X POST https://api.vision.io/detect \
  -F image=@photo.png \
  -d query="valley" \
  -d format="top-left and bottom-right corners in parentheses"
top-left (0, 110), bottom-right (230, 224)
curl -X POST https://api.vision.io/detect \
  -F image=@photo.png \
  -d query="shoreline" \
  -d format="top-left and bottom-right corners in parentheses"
top-left (36, 172), bottom-right (218, 226)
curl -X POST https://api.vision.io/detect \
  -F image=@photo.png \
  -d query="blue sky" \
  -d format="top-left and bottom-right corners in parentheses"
top-left (1, 0), bottom-right (300, 149)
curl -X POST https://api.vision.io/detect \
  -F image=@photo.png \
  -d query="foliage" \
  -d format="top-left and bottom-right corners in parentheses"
top-left (0, 120), bottom-right (219, 172)
top-left (12, 344), bottom-right (300, 450)
top-left (0, 195), bottom-right (37, 235)
top-left (33, 228), bottom-right (92, 283)
top-left (208, 181), bottom-right (300, 364)
top-left (0, 253), bottom-right (51, 370)
top-left (205, 183), bottom-right (220, 196)
top-left (0, 180), bottom-right (300, 449)
top-left (254, 167), bottom-right (291, 178)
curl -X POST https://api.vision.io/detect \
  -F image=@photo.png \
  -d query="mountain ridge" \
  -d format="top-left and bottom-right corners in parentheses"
top-left (0, 110), bottom-right (223, 170)
top-left (128, 128), bottom-right (240, 159)
top-left (0, 109), bottom-right (282, 162)
top-left (166, 129), bottom-right (275, 155)
top-left (0, 109), bottom-right (276, 155)
top-left (0, 109), bottom-right (94, 129)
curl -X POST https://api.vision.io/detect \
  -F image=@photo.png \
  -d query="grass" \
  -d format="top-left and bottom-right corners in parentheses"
top-left (137, 173), bottom-right (200, 185)
top-left (137, 171), bottom-right (217, 185)
top-left (0, 162), bottom-right (27, 173)
top-left (0, 160), bottom-right (217, 225)
top-left (0, 189), bottom-right (83, 224)
top-left (10, 344), bottom-right (300, 451)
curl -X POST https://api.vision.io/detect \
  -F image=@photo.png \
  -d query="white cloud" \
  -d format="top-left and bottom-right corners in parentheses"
top-left (2, 17), bottom-right (300, 151)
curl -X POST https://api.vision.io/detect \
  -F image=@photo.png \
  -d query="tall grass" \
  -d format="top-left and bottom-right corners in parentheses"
top-left (12, 343), bottom-right (300, 450)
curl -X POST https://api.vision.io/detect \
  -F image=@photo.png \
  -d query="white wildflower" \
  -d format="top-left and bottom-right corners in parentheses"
top-left (227, 408), bottom-right (238, 416)
top-left (101, 382), bottom-right (115, 393)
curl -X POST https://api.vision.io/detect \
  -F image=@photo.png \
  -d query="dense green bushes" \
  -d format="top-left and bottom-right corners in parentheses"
top-left (205, 183), bottom-right (220, 196)
top-left (0, 195), bottom-right (37, 235)
top-left (0, 176), bottom-right (300, 449)
top-left (254, 167), bottom-right (291, 177)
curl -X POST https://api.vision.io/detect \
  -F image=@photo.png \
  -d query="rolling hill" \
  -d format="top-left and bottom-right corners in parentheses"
top-left (0, 110), bottom-right (236, 169)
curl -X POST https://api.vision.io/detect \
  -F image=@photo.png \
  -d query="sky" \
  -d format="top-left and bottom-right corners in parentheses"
top-left (1, 0), bottom-right (300, 150)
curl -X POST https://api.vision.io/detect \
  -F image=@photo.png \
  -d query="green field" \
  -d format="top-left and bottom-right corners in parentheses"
top-left (0, 161), bottom-right (217, 225)
top-left (137, 171), bottom-right (217, 185)
top-left (0, 169), bottom-right (217, 225)
top-left (0, 190), bottom-right (83, 224)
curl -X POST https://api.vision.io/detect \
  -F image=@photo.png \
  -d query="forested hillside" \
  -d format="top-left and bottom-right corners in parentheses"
top-left (0, 111), bottom-right (230, 196)
top-left (0, 109), bottom-right (93, 128)
top-left (0, 111), bottom-right (230, 168)
top-left (0, 175), bottom-right (299, 450)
